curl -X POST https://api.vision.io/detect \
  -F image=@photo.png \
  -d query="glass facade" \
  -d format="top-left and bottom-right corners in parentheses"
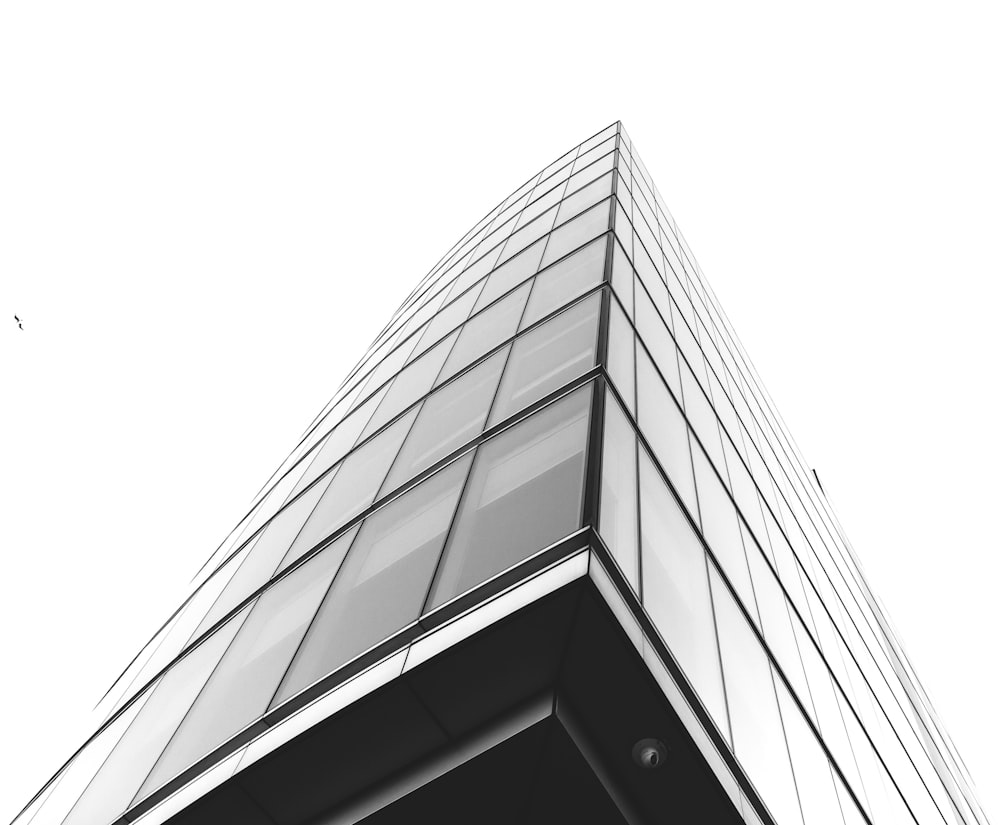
top-left (14, 123), bottom-right (990, 825)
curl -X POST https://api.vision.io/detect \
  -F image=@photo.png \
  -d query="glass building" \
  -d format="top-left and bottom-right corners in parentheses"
top-left (13, 123), bottom-right (991, 825)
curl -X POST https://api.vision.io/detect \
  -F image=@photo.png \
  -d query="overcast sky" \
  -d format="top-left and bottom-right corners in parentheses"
top-left (2, 2), bottom-right (998, 823)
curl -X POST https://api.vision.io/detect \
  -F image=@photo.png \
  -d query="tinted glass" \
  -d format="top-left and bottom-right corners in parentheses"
top-left (359, 331), bottom-right (457, 439)
top-left (136, 528), bottom-right (357, 797)
top-left (410, 280), bottom-right (485, 359)
top-left (521, 236), bottom-right (606, 327)
top-left (539, 199), bottom-right (610, 268)
top-left (611, 236), bottom-right (634, 317)
top-left (427, 384), bottom-right (592, 609)
top-left (475, 238), bottom-right (546, 310)
top-left (437, 282), bottom-right (531, 384)
top-left (273, 457), bottom-right (473, 704)
top-left (62, 617), bottom-right (245, 825)
top-left (279, 409), bottom-right (417, 571)
top-left (712, 569), bottom-right (804, 825)
top-left (381, 348), bottom-right (508, 493)
top-left (600, 396), bottom-right (639, 590)
top-left (489, 293), bottom-right (599, 425)
top-left (636, 347), bottom-right (697, 514)
top-left (607, 297), bottom-right (636, 414)
top-left (639, 448), bottom-right (729, 734)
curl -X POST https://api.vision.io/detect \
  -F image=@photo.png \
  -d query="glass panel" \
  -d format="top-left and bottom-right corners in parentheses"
top-left (27, 685), bottom-right (154, 825)
top-left (606, 297), bottom-right (635, 415)
top-left (437, 281), bottom-right (531, 384)
top-left (636, 347), bottom-right (697, 515)
top-left (273, 457), bottom-right (474, 705)
top-left (279, 409), bottom-right (418, 571)
top-left (358, 331), bottom-right (457, 439)
top-left (540, 198), bottom-right (610, 268)
top-left (521, 235), bottom-right (606, 328)
top-left (488, 293), bottom-right (599, 425)
top-left (693, 446), bottom-right (756, 613)
top-left (712, 569), bottom-right (804, 825)
top-left (61, 617), bottom-right (245, 825)
top-left (135, 528), bottom-right (358, 798)
top-left (497, 206), bottom-right (557, 265)
top-left (288, 385), bottom-right (388, 498)
top-left (474, 237), bottom-right (546, 310)
top-left (638, 448), bottom-right (729, 735)
top-left (381, 348), bottom-right (508, 493)
top-left (600, 395), bottom-right (638, 591)
top-left (427, 384), bottom-right (592, 609)
top-left (776, 679), bottom-right (847, 825)
top-left (556, 170), bottom-right (614, 225)
top-left (193, 481), bottom-right (328, 639)
top-left (635, 280), bottom-right (681, 400)
top-left (611, 236), bottom-right (634, 317)
top-left (409, 280), bottom-right (485, 360)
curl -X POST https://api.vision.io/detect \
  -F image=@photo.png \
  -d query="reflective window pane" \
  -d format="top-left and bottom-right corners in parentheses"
top-left (410, 280), bottom-right (485, 360)
top-left (497, 206), bottom-right (557, 265)
top-left (712, 569), bottom-right (804, 825)
top-left (273, 457), bottom-right (473, 704)
top-left (359, 330), bottom-right (457, 439)
top-left (636, 347), bottom-right (697, 514)
top-left (638, 448), bottom-right (729, 734)
top-left (556, 170), bottom-right (614, 225)
top-left (136, 527), bottom-right (358, 797)
top-left (611, 235), bottom-right (634, 317)
top-left (521, 235), bottom-right (606, 328)
top-left (489, 292), bottom-right (599, 425)
top-left (692, 446), bottom-right (755, 612)
top-left (381, 348), bottom-right (508, 493)
top-left (540, 198), bottom-right (610, 268)
top-left (600, 395), bottom-right (638, 590)
top-left (427, 384), bottom-right (592, 609)
top-left (62, 617), bottom-right (245, 825)
top-left (475, 238), bottom-right (546, 310)
top-left (437, 281), bottom-right (531, 384)
top-left (607, 296), bottom-right (636, 415)
top-left (280, 409), bottom-right (418, 570)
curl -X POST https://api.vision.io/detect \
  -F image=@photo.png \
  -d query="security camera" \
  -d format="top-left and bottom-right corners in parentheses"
top-left (632, 738), bottom-right (668, 769)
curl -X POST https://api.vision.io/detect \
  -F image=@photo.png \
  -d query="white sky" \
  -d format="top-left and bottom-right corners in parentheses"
top-left (2, 2), bottom-right (997, 823)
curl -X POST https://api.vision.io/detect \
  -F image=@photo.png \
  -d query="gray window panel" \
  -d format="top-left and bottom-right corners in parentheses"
top-left (135, 528), bottom-right (358, 799)
top-left (611, 235), bottom-right (634, 318)
top-left (577, 125), bottom-right (617, 157)
top-left (638, 448), bottom-right (729, 736)
top-left (711, 568), bottom-right (805, 825)
top-left (410, 280), bottom-right (485, 360)
top-left (427, 384), bottom-right (592, 610)
top-left (571, 138), bottom-right (615, 175)
top-left (616, 170), bottom-right (634, 223)
top-left (488, 293), bottom-right (600, 426)
top-left (567, 150), bottom-right (616, 193)
top-left (634, 241), bottom-right (667, 319)
top-left (62, 617), bottom-right (245, 825)
top-left (635, 280), bottom-right (682, 401)
top-left (475, 238), bottom-right (546, 311)
top-left (519, 178), bottom-right (568, 227)
top-left (607, 297), bottom-right (636, 415)
top-left (540, 198), bottom-right (610, 269)
top-left (289, 385), bottom-right (389, 499)
top-left (636, 347), bottom-right (697, 516)
top-left (497, 205), bottom-right (558, 266)
top-left (279, 409), bottom-right (418, 572)
top-left (556, 170), bottom-right (613, 226)
top-left (193, 481), bottom-right (329, 640)
top-left (775, 678), bottom-right (847, 825)
top-left (272, 457), bottom-right (474, 706)
top-left (681, 358), bottom-right (726, 472)
top-left (381, 348), bottom-right (508, 494)
top-left (600, 396), bottom-right (639, 591)
top-left (447, 242), bottom-right (504, 300)
top-left (354, 329), bottom-right (420, 403)
top-left (359, 331), bottom-right (457, 440)
top-left (744, 536), bottom-right (813, 713)
top-left (692, 446), bottom-right (756, 613)
top-left (521, 236), bottom-right (606, 328)
top-left (615, 202), bottom-right (634, 261)
top-left (437, 281), bottom-right (531, 385)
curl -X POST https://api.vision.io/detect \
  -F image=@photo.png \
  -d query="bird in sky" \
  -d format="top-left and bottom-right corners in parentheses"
top-left (14, 314), bottom-right (24, 330)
